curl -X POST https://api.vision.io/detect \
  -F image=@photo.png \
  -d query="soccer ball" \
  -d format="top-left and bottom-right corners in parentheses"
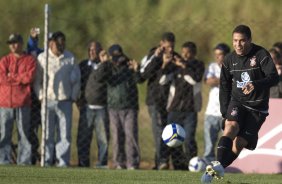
top-left (161, 123), bottom-right (186, 148)
top-left (188, 156), bottom-right (206, 172)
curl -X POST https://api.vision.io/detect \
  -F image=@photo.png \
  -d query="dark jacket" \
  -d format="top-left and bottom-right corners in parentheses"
top-left (140, 48), bottom-right (177, 111)
top-left (85, 61), bottom-right (112, 106)
top-left (107, 63), bottom-right (142, 110)
top-left (270, 75), bottom-right (282, 98)
top-left (76, 59), bottom-right (94, 107)
top-left (220, 44), bottom-right (279, 117)
top-left (160, 59), bottom-right (205, 112)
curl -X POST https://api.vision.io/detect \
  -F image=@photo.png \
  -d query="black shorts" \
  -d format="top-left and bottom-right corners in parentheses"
top-left (226, 100), bottom-right (268, 150)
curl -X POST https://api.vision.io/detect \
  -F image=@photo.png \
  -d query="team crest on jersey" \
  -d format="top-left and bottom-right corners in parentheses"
top-left (250, 56), bottom-right (257, 67)
top-left (237, 72), bottom-right (251, 88)
top-left (231, 107), bottom-right (238, 117)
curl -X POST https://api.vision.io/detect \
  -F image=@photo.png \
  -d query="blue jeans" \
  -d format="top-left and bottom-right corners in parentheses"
top-left (148, 105), bottom-right (169, 167)
top-left (77, 106), bottom-right (109, 167)
top-left (0, 107), bottom-right (31, 165)
top-left (203, 115), bottom-right (222, 164)
top-left (168, 111), bottom-right (198, 164)
top-left (43, 100), bottom-right (72, 167)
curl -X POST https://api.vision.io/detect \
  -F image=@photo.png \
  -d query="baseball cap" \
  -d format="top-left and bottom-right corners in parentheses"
top-left (108, 44), bottom-right (123, 56)
top-left (6, 33), bottom-right (23, 44)
top-left (49, 31), bottom-right (65, 41)
top-left (214, 43), bottom-right (230, 54)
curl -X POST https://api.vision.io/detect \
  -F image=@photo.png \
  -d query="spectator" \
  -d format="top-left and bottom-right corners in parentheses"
top-left (269, 48), bottom-right (282, 98)
top-left (34, 31), bottom-right (81, 167)
top-left (0, 33), bottom-right (36, 165)
top-left (202, 43), bottom-right (230, 164)
top-left (159, 41), bottom-right (205, 170)
top-left (76, 41), bottom-right (107, 167)
top-left (139, 32), bottom-right (176, 170)
top-left (27, 27), bottom-right (43, 165)
top-left (107, 44), bottom-right (141, 170)
top-left (83, 45), bottom-right (112, 169)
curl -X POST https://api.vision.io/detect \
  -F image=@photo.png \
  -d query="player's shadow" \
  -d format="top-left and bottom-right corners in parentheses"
top-left (225, 166), bottom-right (243, 173)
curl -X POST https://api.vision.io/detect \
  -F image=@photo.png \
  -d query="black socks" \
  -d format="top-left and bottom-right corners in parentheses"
top-left (217, 136), bottom-right (238, 168)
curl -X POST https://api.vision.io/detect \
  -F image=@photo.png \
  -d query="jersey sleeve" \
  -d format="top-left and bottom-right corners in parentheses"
top-left (219, 57), bottom-right (232, 118)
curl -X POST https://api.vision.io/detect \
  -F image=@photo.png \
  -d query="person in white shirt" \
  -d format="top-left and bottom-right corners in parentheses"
top-left (203, 43), bottom-right (230, 164)
top-left (34, 31), bottom-right (81, 167)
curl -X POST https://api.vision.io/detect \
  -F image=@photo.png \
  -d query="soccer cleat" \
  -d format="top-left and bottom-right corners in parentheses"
top-left (201, 161), bottom-right (224, 183)
top-left (210, 161), bottom-right (224, 179)
top-left (201, 172), bottom-right (213, 183)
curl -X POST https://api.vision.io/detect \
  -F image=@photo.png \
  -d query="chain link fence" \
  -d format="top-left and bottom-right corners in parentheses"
top-left (1, 1), bottom-right (282, 170)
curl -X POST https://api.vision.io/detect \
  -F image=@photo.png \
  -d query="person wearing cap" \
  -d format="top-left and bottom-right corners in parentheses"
top-left (83, 43), bottom-right (112, 169)
top-left (76, 41), bottom-right (110, 168)
top-left (159, 41), bottom-right (205, 170)
top-left (202, 43), bottom-right (230, 164)
top-left (33, 31), bottom-right (81, 167)
top-left (0, 33), bottom-right (37, 165)
top-left (107, 44), bottom-right (142, 170)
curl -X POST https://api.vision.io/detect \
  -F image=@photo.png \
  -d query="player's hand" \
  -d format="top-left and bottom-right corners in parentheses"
top-left (242, 82), bottom-right (254, 94)
top-left (99, 50), bottom-right (108, 63)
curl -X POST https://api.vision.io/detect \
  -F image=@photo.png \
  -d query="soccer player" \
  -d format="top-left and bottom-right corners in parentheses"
top-left (201, 25), bottom-right (279, 183)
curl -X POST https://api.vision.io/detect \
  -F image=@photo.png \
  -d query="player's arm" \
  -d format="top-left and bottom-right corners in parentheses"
top-left (252, 54), bottom-right (279, 89)
top-left (219, 60), bottom-right (232, 118)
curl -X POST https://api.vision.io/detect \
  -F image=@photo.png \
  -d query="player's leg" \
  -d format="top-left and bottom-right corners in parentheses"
top-left (217, 101), bottom-right (245, 168)
top-left (236, 109), bottom-right (267, 151)
top-left (202, 102), bottom-right (245, 183)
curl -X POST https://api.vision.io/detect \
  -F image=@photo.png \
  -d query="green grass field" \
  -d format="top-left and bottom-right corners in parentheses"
top-left (0, 166), bottom-right (281, 184)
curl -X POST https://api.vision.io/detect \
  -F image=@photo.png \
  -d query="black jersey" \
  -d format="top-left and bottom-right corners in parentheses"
top-left (220, 44), bottom-right (279, 117)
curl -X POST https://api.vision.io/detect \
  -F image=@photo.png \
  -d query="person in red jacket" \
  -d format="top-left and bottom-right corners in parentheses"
top-left (0, 33), bottom-right (36, 165)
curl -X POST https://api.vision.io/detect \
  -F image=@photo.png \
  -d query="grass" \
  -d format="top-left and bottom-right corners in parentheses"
top-left (0, 165), bottom-right (281, 184)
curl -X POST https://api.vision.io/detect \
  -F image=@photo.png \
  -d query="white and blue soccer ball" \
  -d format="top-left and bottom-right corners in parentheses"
top-left (188, 156), bottom-right (206, 172)
top-left (161, 123), bottom-right (186, 148)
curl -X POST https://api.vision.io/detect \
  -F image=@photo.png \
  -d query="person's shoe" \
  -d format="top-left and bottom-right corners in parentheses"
top-left (116, 165), bottom-right (123, 170)
top-left (158, 163), bottom-right (169, 170)
top-left (201, 161), bottom-right (224, 183)
top-left (201, 172), bottom-right (213, 183)
top-left (209, 161), bottom-right (224, 179)
top-left (127, 166), bottom-right (137, 170)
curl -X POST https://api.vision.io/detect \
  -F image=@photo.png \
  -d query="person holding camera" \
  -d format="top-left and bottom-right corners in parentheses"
top-left (107, 44), bottom-right (142, 170)
top-left (140, 32), bottom-right (181, 170)
top-left (159, 41), bottom-right (205, 170)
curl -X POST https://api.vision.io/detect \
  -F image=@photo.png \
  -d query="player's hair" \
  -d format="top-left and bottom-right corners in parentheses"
top-left (161, 32), bottom-right (175, 43)
top-left (232, 25), bottom-right (252, 39)
top-left (182, 41), bottom-right (197, 55)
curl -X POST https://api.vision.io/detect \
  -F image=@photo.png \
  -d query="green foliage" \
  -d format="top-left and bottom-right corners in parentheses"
top-left (1, 0), bottom-right (282, 60)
